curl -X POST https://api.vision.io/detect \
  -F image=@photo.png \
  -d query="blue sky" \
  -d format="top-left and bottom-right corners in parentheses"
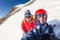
top-left (0, 0), bottom-right (29, 19)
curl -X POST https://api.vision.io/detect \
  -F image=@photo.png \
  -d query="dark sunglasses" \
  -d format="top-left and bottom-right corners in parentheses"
top-left (25, 16), bottom-right (31, 18)
top-left (37, 14), bottom-right (47, 18)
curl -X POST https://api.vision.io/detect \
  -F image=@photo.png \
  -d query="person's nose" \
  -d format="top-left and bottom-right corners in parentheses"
top-left (40, 16), bottom-right (44, 19)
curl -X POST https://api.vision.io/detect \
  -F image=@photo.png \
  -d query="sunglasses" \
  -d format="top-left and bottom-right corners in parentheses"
top-left (37, 14), bottom-right (47, 18)
top-left (25, 16), bottom-right (31, 18)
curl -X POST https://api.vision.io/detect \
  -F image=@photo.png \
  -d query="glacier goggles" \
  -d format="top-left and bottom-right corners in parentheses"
top-left (36, 14), bottom-right (47, 18)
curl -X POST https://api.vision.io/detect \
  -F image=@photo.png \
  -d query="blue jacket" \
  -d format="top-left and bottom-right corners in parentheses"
top-left (21, 23), bottom-right (56, 40)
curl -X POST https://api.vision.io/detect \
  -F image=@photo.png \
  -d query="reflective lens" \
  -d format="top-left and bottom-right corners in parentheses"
top-left (37, 14), bottom-right (47, 18)
top-left (25, 16), bottom-right (31, 18)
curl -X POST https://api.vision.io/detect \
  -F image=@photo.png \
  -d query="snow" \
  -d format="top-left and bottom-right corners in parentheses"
top-left (0, 0), bottom-right (60, 40)
top-left (15, 4), bottom-right (25, 8)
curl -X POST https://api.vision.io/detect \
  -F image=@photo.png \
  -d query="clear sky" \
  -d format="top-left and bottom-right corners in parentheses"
top-left (0, 0), bottom-right (29, 19)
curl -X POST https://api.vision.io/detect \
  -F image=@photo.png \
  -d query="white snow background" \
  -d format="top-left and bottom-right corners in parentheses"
top-left (0, 0), bottom-right (60, 40)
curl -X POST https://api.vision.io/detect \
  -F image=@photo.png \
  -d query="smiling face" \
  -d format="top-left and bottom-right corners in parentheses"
top-left (37, 14), bottom-right (47, 25)
top-left (25, 16), bottom-right (32, 22)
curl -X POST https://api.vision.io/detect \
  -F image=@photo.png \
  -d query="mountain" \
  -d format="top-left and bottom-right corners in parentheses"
top-left (0, 0), bottom-right (35, 25)
top-left (0, 0), bottom-right (60, 40)
top-left (0, 7), bottom-right (18, 25)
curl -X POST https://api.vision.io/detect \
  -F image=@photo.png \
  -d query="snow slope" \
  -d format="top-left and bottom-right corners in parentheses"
top-left (0, 0), bottom-right (60, 40)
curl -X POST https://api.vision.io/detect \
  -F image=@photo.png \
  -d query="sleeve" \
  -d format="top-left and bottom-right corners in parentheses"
top-left (21, 21), bottom-right (28, 33)
top-left (49, 26), bottom-right (57, 40)
top-left (50, 26), bottom-right (55, 36)
top-left (21, 27), bottom-right (40, 40)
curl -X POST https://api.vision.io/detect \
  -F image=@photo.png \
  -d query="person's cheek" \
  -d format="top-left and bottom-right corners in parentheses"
top-left (38, 18), bottom-right (44, 24)
top-left (26, 18), bottom-right (29, 22)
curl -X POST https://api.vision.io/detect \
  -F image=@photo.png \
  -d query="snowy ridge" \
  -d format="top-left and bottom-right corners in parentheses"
top-left (0, 0), bottom-right (35, 25)
top-left (0, 0), bottom-right (35, 40)
top-left (0, 0), bottom-right (60, 40)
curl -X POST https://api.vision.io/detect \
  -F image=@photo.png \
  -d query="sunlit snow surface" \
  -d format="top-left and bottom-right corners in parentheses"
top-left (0, 0), bottom-right (60, 40)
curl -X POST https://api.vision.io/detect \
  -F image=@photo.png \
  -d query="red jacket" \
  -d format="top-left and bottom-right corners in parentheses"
top-left (21, 20), bottom-right (34, 33)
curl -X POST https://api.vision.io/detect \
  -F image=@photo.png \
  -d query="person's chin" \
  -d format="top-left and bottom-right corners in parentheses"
top-left (41, 21), bottom-right (45, 25)
top-left (41, 22), bottom-right (44, 25)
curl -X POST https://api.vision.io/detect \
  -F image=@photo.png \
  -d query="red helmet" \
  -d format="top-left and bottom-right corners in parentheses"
top-left (35, 9), bottom-right (47, 17)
